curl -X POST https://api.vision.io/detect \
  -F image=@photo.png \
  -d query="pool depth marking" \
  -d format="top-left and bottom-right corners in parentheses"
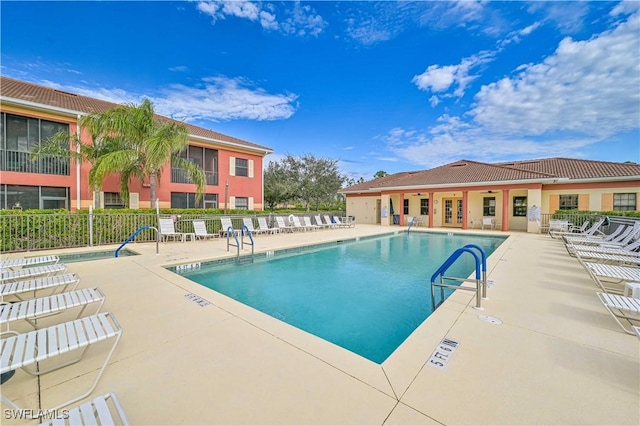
top-left (427, 338), bottom-right (459, 370)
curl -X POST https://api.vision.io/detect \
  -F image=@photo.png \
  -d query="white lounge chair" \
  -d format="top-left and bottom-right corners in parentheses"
top-left (332, 216), bottom-right (350, 228)
top-left (0, 312), bottom-right (122, 411)
top-left (242, 217), bottom-right (264, 235)
top-left (158, 217), bottom-right (194, 243)
top-left (564, 223), bottom-right (639, 246)
top-left (580, 261), bottom-right (640, 293)
top-left (596, 292), bottom-right (640, 334)
top-left (1, 287), bottom-right (105, 330)
top-left (0, 273), bottom-right (81, 301)
top-left (322, 215), bottom-right (336, 229)
top-left (38, 392), bottom-right (130, 426)
top-left (302, 216), bottom-right (320, 231)
top-left (291, 216), bottom-right (312, 232)
top-left (634, 325), bottom-right (640, 340)
top-left (193, 220), bottom-right (218, 240)
top-left (566, 239), bottom-right (640, 257)
top-left (275, 216), bottom-right (294, 233)
top-left (257, 217), bottom-right (280, 234)
top-left (0, 255), bottom-right (60, 270)
top-left (313, 215), bottom-right (331, 229)
top-left (0, 264), bottom-right (68, 284)
top-left (220, 217), bottom-right (239, 237)
top-left (549, 219), bottom-right (593, 239)
top-left (574, 251), bottom-right (640, 266)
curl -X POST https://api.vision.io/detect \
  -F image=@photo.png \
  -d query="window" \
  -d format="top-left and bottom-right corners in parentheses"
top-left (403, 199), bottom-right (409, 215)
top-left (513, 196), bottom-right (527, 217)
top-left (235, 158), bottom-right (248, 177)
top-left (420, 199), bottom-right (429, 215)
top-left (171, 146), bottom-right (218, 185)
top-left (613, 193), bottom-right (637, 211)
top-left (103, 192), bottom-right (125, 209)
top-left (483, 197), bottom-right (496, 216)
top-left (0, 113), bottom-right (70, 175)
top-left (1, 184), bottom-right (69, 210)
top-left (559, 194), bottom-right (579, 210)
top-left (171, 192), bottom-right (218, 209)
top-left (234, 197), bottom-right (249, 210)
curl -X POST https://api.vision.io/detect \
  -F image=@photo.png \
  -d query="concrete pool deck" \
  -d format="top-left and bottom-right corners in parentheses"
top-left (1, 225), bottom-right (638, 425)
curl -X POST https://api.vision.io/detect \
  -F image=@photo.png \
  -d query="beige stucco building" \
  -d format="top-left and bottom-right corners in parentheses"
top-left (341, 158), bottom-right (640, 233)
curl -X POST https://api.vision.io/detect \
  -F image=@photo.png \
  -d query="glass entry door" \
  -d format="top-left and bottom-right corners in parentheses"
top-left (442, 198), bottom-right (463, 227)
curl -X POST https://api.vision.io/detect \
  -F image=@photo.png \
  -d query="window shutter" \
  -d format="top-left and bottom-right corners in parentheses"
top-left (248, 197), bottom-right (254, 210)
top-left (229, 196), bottom-right (235, 209)
top-left (93, 191), bottom-right (104, 209)
top-left (601, 193), bottom-right (613, 211)
top-left (248, 159), bottom-right (254, 178)
top-left (129, 192), bottom-right (139, 209)
top-left (229, 157), bottom-right (236, 176)
top-left (548, 194), bottom-right (559, 213)
top-left (578, 194), bottom-right (590, 211)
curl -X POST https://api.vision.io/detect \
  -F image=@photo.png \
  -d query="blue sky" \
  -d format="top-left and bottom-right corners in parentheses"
top-left (2, 1), bottom-right (639, 181)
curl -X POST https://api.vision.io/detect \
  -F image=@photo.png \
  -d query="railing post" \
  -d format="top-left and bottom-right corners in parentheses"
top-left (89, 205), bottom-right (94, 247)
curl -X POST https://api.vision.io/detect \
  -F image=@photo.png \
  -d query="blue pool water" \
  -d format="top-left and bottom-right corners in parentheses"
top-left (172, 232), bottom-right (505, 363)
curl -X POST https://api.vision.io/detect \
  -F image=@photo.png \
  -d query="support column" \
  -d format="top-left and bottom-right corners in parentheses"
top-left (399, 193), bottom-right (405, 226)
top-left (462, 191), bottom-right (468, 230)
top-left (428, 192), bottom-right (434, 228)
top-left (502, 189), bottom-right (510, 231)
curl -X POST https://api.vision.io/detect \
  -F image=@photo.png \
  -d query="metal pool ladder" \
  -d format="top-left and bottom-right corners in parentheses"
top-left (431, 244), bottom-right (487, 311)
top-left (226, 225), bottom-right (254, 262)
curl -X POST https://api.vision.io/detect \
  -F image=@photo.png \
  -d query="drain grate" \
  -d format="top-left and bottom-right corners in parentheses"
top-left (478, 314), bottom-right (502, 324)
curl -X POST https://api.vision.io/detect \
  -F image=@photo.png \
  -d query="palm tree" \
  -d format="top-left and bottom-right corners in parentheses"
top-left (82, 99), bottom-right (206, 206)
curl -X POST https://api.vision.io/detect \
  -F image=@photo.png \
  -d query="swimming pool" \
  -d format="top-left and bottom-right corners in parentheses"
top-left (55, 248), bottom-right (139, 263)
top-left (172, 232), bottom-right (505, 363)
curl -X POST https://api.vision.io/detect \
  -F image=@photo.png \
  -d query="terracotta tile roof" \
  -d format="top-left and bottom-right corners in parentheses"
top-left (343, 158), bottom-right (640, 192)
top-left (0, 76), bottom-right (272, 153)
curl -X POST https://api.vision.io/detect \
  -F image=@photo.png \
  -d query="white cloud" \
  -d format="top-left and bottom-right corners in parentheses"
top-left (169, 65), bottom-right (188, 72)
top-left (152, 76), bottom-right (298, 121)
top-left (36, 76), bottom-right (298, 122)
top-left (387, 11), bottom-right (640, 168)
top-left (471, 11), bottom-right (640, 137)
top-left (196, 1), bottom-right (326, 36)
top-left (412, 51), bottom-right (494, 101)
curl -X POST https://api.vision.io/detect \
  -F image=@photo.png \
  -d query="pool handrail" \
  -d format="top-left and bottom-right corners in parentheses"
top-left (241, 225), bottom-right (255, 258)
top-left (226, 226), bottom-right (240, 256)
top-left (430, 245), bottom-right (486, 310)
top-left (115, 226), bottom-right (158, 257)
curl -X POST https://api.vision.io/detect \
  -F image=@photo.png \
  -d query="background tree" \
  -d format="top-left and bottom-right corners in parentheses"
top-left (374, 170), bottom-right (388, 179)
top-left (82, 99), bottom-right (206, 206)
top-left (264, 154), bottom-right (345, 211)
top-left (283, 154), bottom-right (345, 211)
top-left (264, 160), bottom-right (298, 210)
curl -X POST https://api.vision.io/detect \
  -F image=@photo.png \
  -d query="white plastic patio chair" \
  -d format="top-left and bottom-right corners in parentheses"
top-left (322, 215), bottom-right (336, 229)
top-left (158, 217), bottom-right (194, 243)
top-left (0, 255), bottom-right (60, 270)
top-left (193, 220), bottom-right (218, 240)
top-left (0, 312), bottom-right (122, 411)
top-left (481, 217), bottom-right (495, 230)
top-left (332, 216), bottom-right (350, 228)
top-left (580, 261), bottom-right (640, 293)
top-left (38, 392), bottom-right (130, 426)
top-left (1, 287), bottom-right (106, 330)
top-left (0, 273), bottom-right (81, 302)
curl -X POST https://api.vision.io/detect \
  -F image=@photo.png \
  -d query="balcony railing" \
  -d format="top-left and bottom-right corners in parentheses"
top-left (171, 168), bottom-right (218, 186)
top-left (0, 149), bottom-right (70, 176)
